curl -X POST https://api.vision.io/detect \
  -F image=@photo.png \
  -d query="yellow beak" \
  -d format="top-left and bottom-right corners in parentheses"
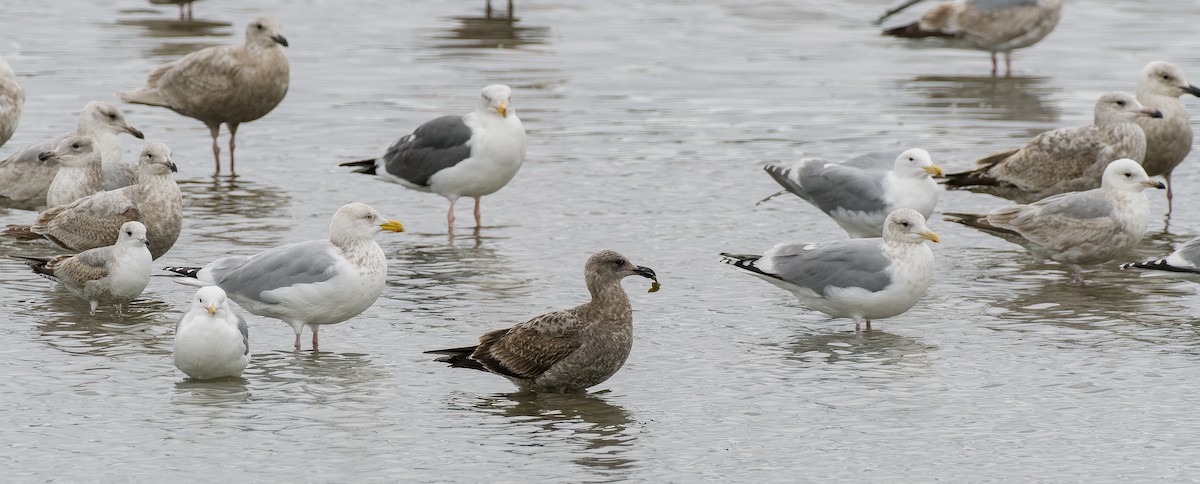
top-left (206, 304), bottom-right (218, 316)
top-left (919, 231), bottom-right (941, 243)
top-left (922, 165), bottom-right (944, 177)
top-left (496, 102), bottom-right (508, 118)
top-left (380, 220), bottom-right (405, 232)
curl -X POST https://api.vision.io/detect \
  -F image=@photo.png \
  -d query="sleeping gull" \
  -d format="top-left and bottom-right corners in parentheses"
top-left (118, 17), bottom-right (289, 174)
top-left (721, 208), bottom-right (939, 332)
top-left (942, 92), bottom-right (1160, 203)
top-left (4, 143), bottom-right (182, 259)
top-left (44, 136), bottom-right (103, 208)
top-left (1133, 61), bottom-right (1200, 213)
top-left (173, 286), bottom-right (250, 380)
top-left (163, 203), bottom-right (405, 351)
top-left (18, 221), bottom-right (152, 315)
top-left (0, 55), bottom-right (23, 149)
top-left (340, 84), bottom-right (526, 233)
top-left (882, 0), bottom-right (1063, 76)
top-left (0, 101), bottom-right (144, 210)
top-left (426, 250), bottom-right (658, 393)
top-left (946, 159), bottom-right (1163, 284)
top-left (762, 148), bottom-right (942, 238)
top-left (1121, 237), bottom-right (1200, 281)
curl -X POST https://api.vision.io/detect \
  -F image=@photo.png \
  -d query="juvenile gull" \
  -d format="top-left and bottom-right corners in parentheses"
top-left (0, 55), bottom-right (23, 149)
top-left (118, 17), bottom-right (289, 174)
top-left (340, 84), bottom-right (526, 232)
top-left (44, 136), bottom-right (103, 208)
top-left (1121, 237), bottom-right (1200, 281)
top-left (943, 92), bottom-right (1159, 203)
top-left (722, 209), bottom-right (938, 332)
top-left (18, 221), bottom-right (152, 315)
top-left (1133, 61), bottom-right (1200, 212)
top-left (946, 159), bottom-right (1163, 284)
top-left (883, 0), bottom-right (1063, 75)
top-left (163, 203), bottom-right (404, 351)
top-left (426, 250), bottom-right (657, 393)
top-left (174, 286), bottom-right (250, 380)
top-left (4, 143), bottom-right (181, 259)
top-left (763, 148), bottom-right (942, 238)
top-left (0, 101), bottom-right (144, 210)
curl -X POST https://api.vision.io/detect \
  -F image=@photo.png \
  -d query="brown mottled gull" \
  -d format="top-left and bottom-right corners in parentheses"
top-left (882, 0), bottom-right (1063, 75)
top-left (19, 221), bottom-right (152, 315)
top-left (118, 17), bottom-right (289, 174)
top-left (4, 143), bottom-right (181, 259)
top-left (1133, 61), bottom-right (1200, 212)
top-left (0, 55), bottom-right (23, 149)
top-left (44, 136), bottom-right (103, 208)
top-left (946, 159), bottom-right (1163, 285)
top-left (427, 250), bottom-right (658, 393)
top-left (942, 92), bottom-right (1160, 203)
top-left (0, 101), bottom-right (144, 210)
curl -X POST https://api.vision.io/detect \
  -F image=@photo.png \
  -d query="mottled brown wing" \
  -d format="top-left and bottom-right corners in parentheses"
top-left (986, 125), bottom-right (1105, 192)
top-left (954, 2), bottom-right (1052, 45)
top-left (154, 46), bottom-right (242, 115)
top-left (472, 310), bottom-right (583, 380)
top-left (31, 189), bottom-right (138, 252)
top-left (50, 248), bottom-right (111, 288)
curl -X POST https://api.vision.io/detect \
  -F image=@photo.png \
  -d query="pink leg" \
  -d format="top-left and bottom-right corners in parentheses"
top-left (228, 123), bottom-right (239, 175)
top-left (1165, 173), bottom-right (1174, 217)
top-left (1073, 267), bottom-right (1085, 286)
top-left (187, 2), bottom-right (193, 19)
top-left (473, 197), bottom-right (483, 227)
top-left (447, 199), bottom-right (457, 230)
top-left (178, 4), bottom-right (185, 20)
top-left (991, 53), bottom-right (998, 76)
top-left (209, 124), bottom-right (221, 174)
top-left (311, 326), bottom-right (319, 352)
top-left (1005, 52), bottom-right (1012, 77)
top-left (865, 319), bottom-right (872, 331)
top-left (854, 320), bottom-right (861, 332)
top-left (293, 332), bottom-right (301, 351)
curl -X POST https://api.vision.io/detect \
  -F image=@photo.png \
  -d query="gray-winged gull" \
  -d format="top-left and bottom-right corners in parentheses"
top-left (763, 148), bottom-right (942, 238)
top-left (946, 159), bottom-right (1163, 284)
top-left (426, 250), bottom-right (658, 393)
top-left (174, 286), bottom-right (250, 380)
top-left (0, 55), bottom-right (23, 149)
top-left (19, 221), bottom-right (152, 315)
top-left (341, 84), bottom-right (526, 233)
top-left (118, 17), bottom-right (289, 174)
top-left (0, 101), bottom-right (144, 210)
top-left (883, 0), bottom-right (1063, 75)
top-left (4, 143), bottom-right (181, 259)
top-left (1134, 61), bottom-right (1200, 213)
top-left (163, 203), bottom-right (405, 351)
top-left (722, 208), bottom-right (939, 332)
top-left (44, 136), bottom-right (103, 208)
top-left (943, 92), bottom-right (1159, 203)
top-left (1120, 237), bottom-right (1200, 281)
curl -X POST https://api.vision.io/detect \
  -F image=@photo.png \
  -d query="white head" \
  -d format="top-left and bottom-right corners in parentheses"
top-left (116, 221), bottom-right (150, 249)
top-left (192, 286), bottom-right (231, 317)
top-left (1138, 61), bottom-right (1200, 99)
top-left (40, 136), bottom-right (99, 168)
top-left (1101, 158), bottom-right (1165, 192)
top-left (329, 202), bottom-right (404, 243)
top-left (891, 148), bottom-right (942, 179)
top-left (246, 17), bottom-right (288, 48)
top-left (882, 208), bottom-right (940, 245)
top-left (1094, 92), bottom-right (1161, 125)
top-left (478, 84), bottom-right (514, 119)
top-left (78, 101), bottom-right (144, 138)
top-left (137, 143), bottom-right (178, 176)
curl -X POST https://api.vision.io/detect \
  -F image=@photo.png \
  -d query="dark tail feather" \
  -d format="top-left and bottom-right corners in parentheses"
top-left (719, 252), bottom-right (770, 276)
top-left (940, 169), bottom-right (1005, 190)
top-left (425, 346), bottom-right (489, 372)
top-left (339, 158), bottom-right (378, 175)
top-left (4, 224), bottom-right (44, 241)
top-left (162, 266), bottom-right (203, 278)
top-left (943, 212), bottom-right (1021, 237)
top-left (883, 22), bottom-right (955, 39)
top-left (1121, 259), bottom-right (1200, 274)
top-left (13, 255), bottom-right (53, 276)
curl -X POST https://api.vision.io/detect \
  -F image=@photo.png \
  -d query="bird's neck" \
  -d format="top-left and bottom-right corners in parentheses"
top-left (331, 236), bottom-right (384, 267)
top-left (579, 280), bottom-right (633, 322)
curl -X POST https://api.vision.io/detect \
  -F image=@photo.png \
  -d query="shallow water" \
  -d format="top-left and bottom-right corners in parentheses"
top-left (3, 0), bottom-right (1200, 481)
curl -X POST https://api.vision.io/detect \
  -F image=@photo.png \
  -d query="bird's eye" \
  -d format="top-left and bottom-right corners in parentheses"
top-left (72, 143), bottom-right (79, 149)
top-left (1163, 75), bottom-right (1171, 80)
top-left (1124, 172), bottom-right (1132, 177)
top-left (907, 157), bottom-right (914, 162)
top-left (900, 221), bottom-right (910, 227)
top-left (255, 23), bottom-right (264, 29)
top-left (108, 113), bottom-right (117, 119)
top-left (125, 230), bottom-right (132, 235)
top-left (1115, 100), bottom-right (1125, 107)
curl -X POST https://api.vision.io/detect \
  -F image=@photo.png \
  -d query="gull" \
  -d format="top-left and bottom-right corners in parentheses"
top-left (4, 143), bottom-right (182, 259)
top-left (1133, 61), bottom-right (1200, 213)
top-left (44, 136), bottom-right (103, 208)
top-left (426, 250), bottom-right (658, 393)
top-left (721, 208), bottom-right (939, 332)
top-left (0, 101), bottom-right (143, 210)
top-left (942, 92), bottom-right (1160, 203)
top-left (946, 159), bottom-right (1163, 284)
top-left (341, 85), bottom-right (526, 233)
top-left (18, 221), bottom-right (152, 315)
top-left (0, 55), bottom-right (23, 149)
top-left (163, 203), bottom-right (405, 351)
top-left (119, 17), bottom-right (289, 174)
top-left (173, 286), bottom-right (250, 380)
top-left (1120, 237), bottom-right (1200, 282)
top-left (762, 148), bottom-right (942, 238)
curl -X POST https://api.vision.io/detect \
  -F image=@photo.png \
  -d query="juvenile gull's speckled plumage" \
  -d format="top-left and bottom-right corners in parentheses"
top-left (1120, 237), bottom-right (1200, 282)
top-left (722, 208), bottom-right (939, 332)
top-left (942, 92), bottom-right (1159, 203)
top-left (19, 221), bottom-right (152, 315)
top-left (163, 203), bottom-right (404, 351)
top-left (763, 148), bottom-right (942, 238)
top-left (947, 159), bottom-right (1163, 284)
top-left (426, 250), bottom-right (658, 393)
top-left (44, 136), bottom-right (103, 208)
top-left (0, 55), bottom-right (23, 149)
top-left (1133, 61), bottom-right (1200, 213)
top-left (174, 286), bottom-right (250, 380)
top-left (4, 143), bottom-right (181, 259)
top-left (118, 16), bottom-right (289, 174)
top-left (0, 101), bottom-right (143, 210)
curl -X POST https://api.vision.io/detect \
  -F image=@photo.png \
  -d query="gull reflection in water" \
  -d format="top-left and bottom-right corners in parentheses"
top-left (432, 11), bottom-right (550, 51)
top-left (899, 75), bottom-right (1061, 123)
top-left (785, 329), bottom-right (936, 367)
top-left (111, 15), bottom-right (233, 58)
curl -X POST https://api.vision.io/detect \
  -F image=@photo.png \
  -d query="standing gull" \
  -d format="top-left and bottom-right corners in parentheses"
top-left (174, 286), bottom-right (250, 380)
top-left (1133, 61), bottom-right (1200, 213)
top-left (163, 203), bottom-right (404, 351)
top-left (18, 221), bottom-right (152, 315)
top-left (946, 159), bottom-right (1163, 284)
top-left (340, 85), bottom-right (526, 233)
top-left (44, 136), bottom-right (103, 208)
top-left (0, 101), bottom-right (143, 210)
top-left (4, 143), bottom-right (182, 259)
top-left (426, 250), bottom-right (658, 393)
top-left (118, 17), bottom-right (289, 174)
top-left (722, 209), bottom-right (939, 332)
top-left (942, 92), bottom-right (1160, 203)
top-left (1121, 237), bottom-right (1200, 281)
top-left (762, 148), bottom-right (942, 238)
top-left (0, 55), bottom-right (23, 149)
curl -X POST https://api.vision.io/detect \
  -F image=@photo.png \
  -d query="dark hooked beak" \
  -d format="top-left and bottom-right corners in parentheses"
top-left (1145, 108), bottom-right (1164, 119)
top-left (1185, 84), bottom-right (1200, 97)
top-left (633, 266), bottom-right (656, 279)
top-left (124, 125), bottom-right (145, 139)
top-left (168, 160), bottom-right (178, 172)
top-left (1143, 180), bottom-right (1167, 189)
top-left (272, 34), bottom-right (289, 47)
top-left (37, 151), bottom-right (56, 162)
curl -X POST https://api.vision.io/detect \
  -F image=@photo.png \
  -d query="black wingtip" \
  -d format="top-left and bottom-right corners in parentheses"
top-left (719, 252), bottom-right (768, 274)
top-left (425, 346), bottom-right (489, 372)
top-left (882, 22), bottom-right (955, 39)
top-left (162, 266), bottom-right (203, 278)
top-left (339, 158), bottom-right (378, 175)
top-left (1120, 259), bottom-right (1200, 274)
